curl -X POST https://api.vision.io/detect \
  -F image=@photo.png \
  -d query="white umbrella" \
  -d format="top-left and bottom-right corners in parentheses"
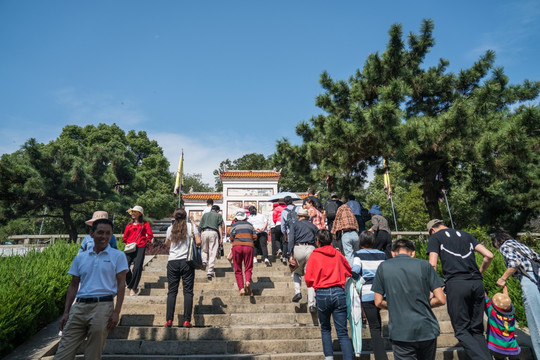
top-left (267, 191), bottom-right (301, 202)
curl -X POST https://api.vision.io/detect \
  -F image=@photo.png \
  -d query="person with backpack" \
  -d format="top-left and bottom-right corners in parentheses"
top-left (324, 193), bottom-right (343, 233)
top-left (491, 228), bottom-right (540, 358)
top-left (288, 208), bottom-right (318, 312)
top-left (280, 195), bottom-right (300, 260)
top-left (331, 204), bottom-right (359, 267)
top-left (345, 195), bottom-right (366, 232)
top-left (368, 205), bottom-right (392, 259)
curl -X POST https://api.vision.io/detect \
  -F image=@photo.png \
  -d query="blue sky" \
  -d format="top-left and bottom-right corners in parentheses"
top-left (1, 1), bottom-right (539, 186)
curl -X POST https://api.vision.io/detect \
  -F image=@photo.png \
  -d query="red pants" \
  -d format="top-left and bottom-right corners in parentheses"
top-left (232, 245), bottom-right (254, 290)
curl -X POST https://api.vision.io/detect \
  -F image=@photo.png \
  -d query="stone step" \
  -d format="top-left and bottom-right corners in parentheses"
top-left (140, 274), bottom-right (293, 283)
top-left (110, 322), bottom-right (455, 342)
top-left (44, 345), bottom-right (537, 360)
top-left (121, 302), bottom-right (451, 323)
top-left (137, 287), bottom-right (305, 297)
top-left (142, 280), bottom-right (296, 290)
top-left (98, 333), bottom-right (465, 356)
top-left (119, 311), bottom-right (455, 332)
top-left (124, 294), bottom-right (304, 305)
top-left (143, 263), bottom-right (291, 273)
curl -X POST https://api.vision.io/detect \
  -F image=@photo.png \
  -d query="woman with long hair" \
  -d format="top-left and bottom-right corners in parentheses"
top-left (123, 205), bottom-right (153, 297)
top-left (164, 208), bottom-right (201, 328)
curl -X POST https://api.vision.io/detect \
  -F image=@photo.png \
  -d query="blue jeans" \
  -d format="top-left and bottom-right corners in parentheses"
top-left (521, 272), bottom-right (540, 358)
top-left (316, 286), bottom-right (354, 360)
top-left (341, 230), bottom-right (359, 267)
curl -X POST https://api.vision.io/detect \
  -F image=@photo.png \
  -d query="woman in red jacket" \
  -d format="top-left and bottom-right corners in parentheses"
top-left (123, 205), bottom-right (153, 296)
top-left (305, 229), bottom-right (354, 360)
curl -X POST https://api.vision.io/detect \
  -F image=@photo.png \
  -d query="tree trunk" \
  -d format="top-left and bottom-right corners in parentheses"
top-left (62, 205), bottom-right (78, 243)
top-left (422, 176), bottom-right (442, 220)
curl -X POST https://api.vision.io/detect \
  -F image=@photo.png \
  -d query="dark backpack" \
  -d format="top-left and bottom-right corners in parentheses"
top-left (286, 206), bottom-right (298, 228)
top-left (361, 206), bottom-right (371, 223)
top-left (325, 200), bottom-right (340, 219)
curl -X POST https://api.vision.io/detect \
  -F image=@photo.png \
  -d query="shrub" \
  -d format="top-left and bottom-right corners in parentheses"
top-left (0, 241), bottom-right (78, 357)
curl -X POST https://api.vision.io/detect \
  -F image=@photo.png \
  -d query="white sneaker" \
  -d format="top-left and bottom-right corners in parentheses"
top-left (253, 257), bottom-right (258, 263)
top-left (264, 258), bottom-right (271, 267)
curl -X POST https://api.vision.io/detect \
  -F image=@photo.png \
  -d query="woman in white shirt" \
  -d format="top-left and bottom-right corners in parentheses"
top-left (248, 205), bottom-right (270, 266)
top-left (164, 208), bottom-right (201, 328)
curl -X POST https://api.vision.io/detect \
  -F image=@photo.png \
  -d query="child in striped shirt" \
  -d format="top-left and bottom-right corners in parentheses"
top-left (484, 287), bottom-right (520, 359)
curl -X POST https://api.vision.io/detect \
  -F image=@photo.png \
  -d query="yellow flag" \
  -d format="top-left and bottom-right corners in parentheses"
top-left (383, 159), bottom-right (391, 199)
top-left (173, 150), bottom-right (184, 196)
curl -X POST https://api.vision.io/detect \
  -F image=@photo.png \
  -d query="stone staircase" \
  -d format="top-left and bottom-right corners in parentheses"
top-left (45, 242), bottom-right (535, 359)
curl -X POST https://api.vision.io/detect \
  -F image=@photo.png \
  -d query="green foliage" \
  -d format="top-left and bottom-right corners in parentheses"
top-left (365, 162), bottom-right (430, 231)
top-left (183, 173), bottom-right (214, 193)
top-left (213, 153), bottom-right (272, 191)
top-left (0, 242), bottom-right (79, 357)
top-left (272, 19), bottom-right (540, 228)
top-left (0, 124), bottom-right (175, 241)
top-left (271, 139), bottom-right (314, 192)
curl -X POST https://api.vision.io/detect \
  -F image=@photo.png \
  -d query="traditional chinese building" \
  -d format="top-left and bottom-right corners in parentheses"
top-left (182, 170), bottom-right (297, 234)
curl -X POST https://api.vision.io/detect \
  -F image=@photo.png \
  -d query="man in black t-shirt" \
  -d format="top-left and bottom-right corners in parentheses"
top-left (426, 219), bottom-right (494, 360)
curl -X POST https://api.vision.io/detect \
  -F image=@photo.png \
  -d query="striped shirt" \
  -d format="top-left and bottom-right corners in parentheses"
top-left (351, 249), bottom-right (386, 302)
top-left (484, 296), bottom-right (520, 355)
top-left (230, 220), bottom-right (257, 247)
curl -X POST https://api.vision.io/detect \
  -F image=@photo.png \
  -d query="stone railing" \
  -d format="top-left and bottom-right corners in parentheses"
top-left (5, 233), bottom-right (168, 246)
top-left (5, 231), bottom-right (538, 246)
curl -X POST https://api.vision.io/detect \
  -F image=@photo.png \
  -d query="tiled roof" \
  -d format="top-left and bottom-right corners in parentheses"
top-left (220, 170), bottom-right (281, 179)
top-left (182, 193), bottom-right (223, 201)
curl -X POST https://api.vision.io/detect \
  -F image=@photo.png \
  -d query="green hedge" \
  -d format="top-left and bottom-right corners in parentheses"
top-left (0, 242), bottom-right (79, 357)
top-left (412, 227), bottom-right (539, 327)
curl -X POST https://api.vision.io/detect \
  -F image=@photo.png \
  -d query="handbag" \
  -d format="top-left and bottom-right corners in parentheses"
top-left (124, 226), bottom-right (143, 253)
top-left (124, 242), bottom-right (137, 253)
top-left (187, 238), bottom-right (203, 269)
top-left (186, 223), bottom-right (203, 269)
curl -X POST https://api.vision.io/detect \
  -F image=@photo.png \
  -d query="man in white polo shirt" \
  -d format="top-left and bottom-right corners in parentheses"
top-left (54, 218), bottom-right (128, 360)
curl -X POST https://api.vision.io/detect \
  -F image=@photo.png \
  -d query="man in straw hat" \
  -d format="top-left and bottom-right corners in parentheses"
top-left (79, 211), bottom-right (117, 253)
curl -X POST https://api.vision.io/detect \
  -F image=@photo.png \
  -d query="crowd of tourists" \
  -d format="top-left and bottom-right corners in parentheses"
top-left (52, 192), bottom-right (539, 360)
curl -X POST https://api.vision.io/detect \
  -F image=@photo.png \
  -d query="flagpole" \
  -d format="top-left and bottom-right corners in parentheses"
top-left (39, 207), bottom-right (47, 235)
top-left (389, 195), bottom-right (398, 232)
top-left (442, 189), bottom-right (455, 229)
top-left (174, 149), bottom-right (184, 208)
top-left (383, 159), bottom-right (398, 232)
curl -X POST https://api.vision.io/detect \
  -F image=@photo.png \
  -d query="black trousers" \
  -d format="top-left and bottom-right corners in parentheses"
top-left (271, 227), bottom-right (284, 258)
top-left (392, 338), bottom-right (437, 360)
top-left (363, 301), bottom-right (388, 360)
top-left (166, 259), bottom-right (195, 322)
top-left (125, 246), bottom-right (145, 290)
top-left (374, 230), bottom-right (392, 259)
top-left (445, 278), bottom-right (491, 360)
top-left (254, 232), bottom-right (269, 260)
